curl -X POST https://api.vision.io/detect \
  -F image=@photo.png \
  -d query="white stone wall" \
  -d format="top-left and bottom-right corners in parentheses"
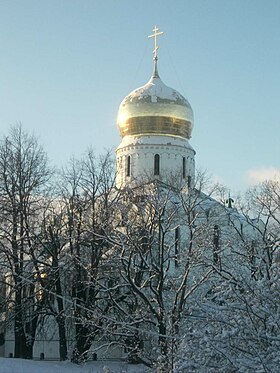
top-left (116, 135), bottom-right (196, 189)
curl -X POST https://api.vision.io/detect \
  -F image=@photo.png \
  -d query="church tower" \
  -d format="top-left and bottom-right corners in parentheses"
top-left (116, 27), bottom-right (195, 189)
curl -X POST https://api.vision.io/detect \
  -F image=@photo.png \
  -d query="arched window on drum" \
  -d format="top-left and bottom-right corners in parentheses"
top-left (126, 155), bottom-right (131, 177)
top-left (182, 157), bottom-right (186, 179)
top-left (154, 154), bottom-right (160, 176)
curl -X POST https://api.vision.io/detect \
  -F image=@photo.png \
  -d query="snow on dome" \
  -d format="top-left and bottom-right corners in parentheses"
top-left (127, 75), bottom-right (188, 105)
top-left (117, 70), bottom-right (194, 139)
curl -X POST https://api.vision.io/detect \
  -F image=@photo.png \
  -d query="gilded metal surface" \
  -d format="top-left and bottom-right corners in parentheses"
top-left (119, 116), bottom-right (192, 138)
top-left (118, 100), bottom-right (193, 124)
top-left (117, 67), bottom-right (194, 139)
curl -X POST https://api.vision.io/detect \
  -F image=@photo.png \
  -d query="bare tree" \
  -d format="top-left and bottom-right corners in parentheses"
top-left (56, 150), bottom-right (117, 363)
top-left (30, 197), bottom-right (70, 361)
top-left (175, 180), bottom-right (280, 373)
top-left (0, 124), bottom-right (52, 358)
top-left (98, 173), bottom-right (221, 371)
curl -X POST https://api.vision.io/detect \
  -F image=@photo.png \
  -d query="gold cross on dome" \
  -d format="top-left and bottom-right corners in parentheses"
top-left (148, 26), bottom-right (164, 60)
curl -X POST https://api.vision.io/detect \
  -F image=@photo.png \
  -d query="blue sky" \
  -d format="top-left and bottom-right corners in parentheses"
top-left (0, 0), bottom-right (279, 194)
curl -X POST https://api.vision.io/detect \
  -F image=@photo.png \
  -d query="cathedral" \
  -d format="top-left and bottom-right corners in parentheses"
top-left (0, 27), bottom-right (262, 367)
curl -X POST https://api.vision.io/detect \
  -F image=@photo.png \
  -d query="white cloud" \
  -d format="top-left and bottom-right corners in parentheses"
top-left (247, 167), bottom-right (280, 185)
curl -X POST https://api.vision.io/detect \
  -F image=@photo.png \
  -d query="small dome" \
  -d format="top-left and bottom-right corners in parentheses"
top-left (117, 64), bottom-right (194, 139)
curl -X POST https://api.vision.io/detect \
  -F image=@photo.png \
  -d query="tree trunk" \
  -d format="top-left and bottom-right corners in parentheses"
top-left (53, 256), bottom-right (68, 361)
top-left (14, 289), bottom-right (29, 358)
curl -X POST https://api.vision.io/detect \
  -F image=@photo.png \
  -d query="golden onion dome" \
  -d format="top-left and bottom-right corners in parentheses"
top-left (117, 61), bottom-right (194, 139)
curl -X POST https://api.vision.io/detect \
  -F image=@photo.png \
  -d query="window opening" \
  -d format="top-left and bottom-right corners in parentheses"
top-left (126, 156), bottom-right (131, 177)
top-left (175, 227), bottom-right (180, 267)
top-left (213, 225), bottom-right (221, 269)
top-left (154, 154), bottom-right (160, 175)
top-left (182, 157), bottom-right (186, 179)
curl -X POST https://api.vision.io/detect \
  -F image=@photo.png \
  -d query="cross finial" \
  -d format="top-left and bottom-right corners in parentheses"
top-left (148, 26), bottom-right (164, 61)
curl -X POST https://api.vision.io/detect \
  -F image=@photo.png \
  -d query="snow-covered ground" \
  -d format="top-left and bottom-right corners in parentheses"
top-left (0, 358), bottom-right (151, 373)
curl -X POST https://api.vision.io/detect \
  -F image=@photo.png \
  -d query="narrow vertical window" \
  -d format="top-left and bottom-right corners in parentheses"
top-left (175, 227), bottom-right (180, 267)
top-left (187, 175), bottom-right (192, 188)
top-left (182, 157), bottom-right (186, 179)
top-left (213, 225), bottom-right (221, 269)
top-left (126, 155), bottom-right (131, 177)
top-left (154, 154), bottom-right (160, 175)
